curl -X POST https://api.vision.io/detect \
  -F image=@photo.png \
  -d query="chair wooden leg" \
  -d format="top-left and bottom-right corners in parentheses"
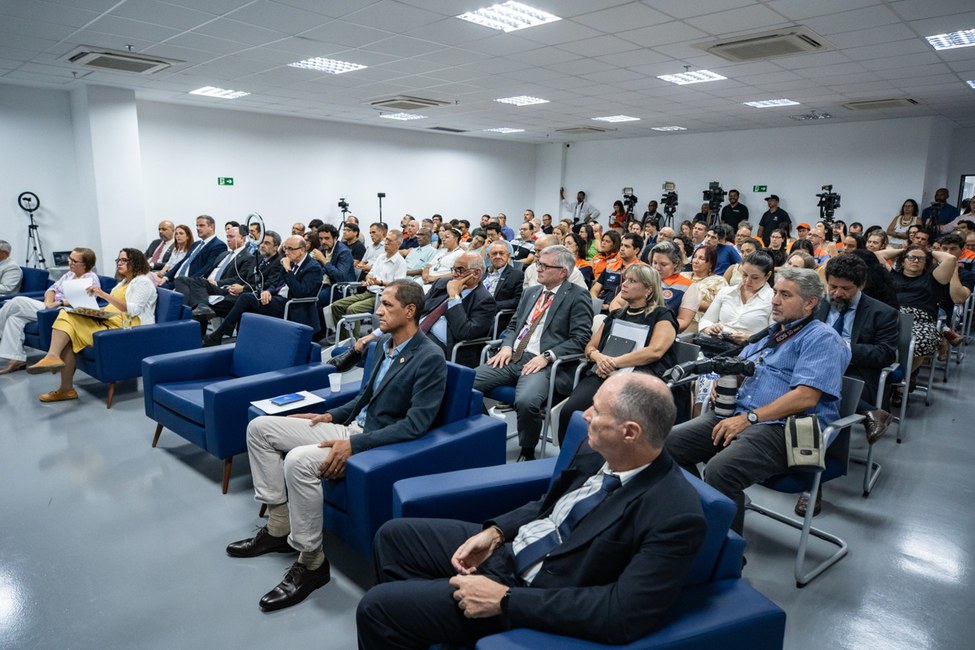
top-left (151, 423), bottom-right (163, 447)
top-left (106, 382), bottom-right (116, 409)
top-left (222, 457), bottom-right (232, 494)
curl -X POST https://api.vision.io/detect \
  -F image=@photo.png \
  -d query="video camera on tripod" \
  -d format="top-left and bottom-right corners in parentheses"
top-left (660, 181), bottom-right (678, 227)
top-left (702, 181), bottom-right (726, 227)
top-left (816, 184), bottom-right (841, 225)
top-left (622, 187), bottom-right (639, 220)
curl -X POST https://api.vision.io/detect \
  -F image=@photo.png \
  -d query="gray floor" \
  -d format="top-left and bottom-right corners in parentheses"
top-left (2, 350), bottom-right (974, 649)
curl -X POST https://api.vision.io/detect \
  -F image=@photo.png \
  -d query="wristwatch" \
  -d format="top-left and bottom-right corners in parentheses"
top-left (746, 410), bottom-right (759, 424)
top-left (499, 589), bottom-right (511, 614)
top-left (542, 350), bottom-right (555, 362)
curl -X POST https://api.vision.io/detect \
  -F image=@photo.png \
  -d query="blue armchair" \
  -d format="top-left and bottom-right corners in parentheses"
top-left (392, 412), bottom-right (786, 650)
top-left (0, 266), bottom-right (53, 305)
top-left (245, 351), bottom-right (509, 556)
top-left (144, 313), bottom-right (329, 493)
top-left (25, 287), bottom-right (200, 408)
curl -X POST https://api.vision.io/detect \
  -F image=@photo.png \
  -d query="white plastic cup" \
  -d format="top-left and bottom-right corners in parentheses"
top-left (329, 373), bottom-right (342, 392)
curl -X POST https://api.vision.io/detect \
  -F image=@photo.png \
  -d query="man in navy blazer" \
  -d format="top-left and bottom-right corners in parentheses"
top-left (421, 253), bottom-right (496, 367)
top-left (203, 235), bottom-right (323, 345)
top-left (473, 245), bottom-right (593, 460)
top-left (226, 279), bottom-right (447, 612)
top-left (163, 215), bottom-right (226, 285)
top-left (357, 374), bottom-right (707, 648)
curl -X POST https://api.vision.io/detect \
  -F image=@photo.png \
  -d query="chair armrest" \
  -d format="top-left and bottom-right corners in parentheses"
top-left (142, 347), bottom-right (235, 419)
top-left (451, 337), bottom-right (491, 363)
top-left (203, 363), bottom-right (334, 458)
top-left (393, 456), bottom-right (557, 523)
top-left (284, 296), bottom-right (319, 321)
top-left (246, 382), bottom-right (361, 423)
top-left (824, 414), bottom-right (866, 446)
top-left (479, 339), bottom-right (504, 364)
top-left (89, 320), bottom-right (201, 382)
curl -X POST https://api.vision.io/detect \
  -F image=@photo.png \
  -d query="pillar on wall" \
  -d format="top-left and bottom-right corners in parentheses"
top-left (70, 85), bottom-right (147, 273)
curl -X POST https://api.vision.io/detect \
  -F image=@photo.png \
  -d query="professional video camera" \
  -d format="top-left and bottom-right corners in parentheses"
top-left (702, 181), bottom-right (726, 226)
top-left (660, 181), bottom-right (679, 227)
top-left (337, 197), bottom-right (350, 214)
top-left (622, 187), bottom-right (639, 219)
top-left (815, 185), bottom-right (841, 223)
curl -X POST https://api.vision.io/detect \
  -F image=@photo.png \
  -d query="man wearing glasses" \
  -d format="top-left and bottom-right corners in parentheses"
top-left (203, 235), bottom-right (323, 346)
top-left (0, 247), bottom-right (100, 374)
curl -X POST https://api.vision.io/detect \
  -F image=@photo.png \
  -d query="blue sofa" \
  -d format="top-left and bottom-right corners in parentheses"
top-left (0, 266), bottom-right (52, 305)
top-left (392, 412), bottom-right (787, 650)
top-left (144, 313), bottom-right (329, 493)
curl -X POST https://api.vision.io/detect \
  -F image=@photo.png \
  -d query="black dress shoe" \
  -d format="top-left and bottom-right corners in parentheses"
top-left (864, 409), bottom-right (893, 445)
top-left (193, 305), bottom-right (216, 319)
top-left (259, 560), bottom-right (331, 612)
top-left (794, 490), bottom-right (822, 517)
top-left (516, 447), bottom-right (536, 462)
top-left (202, 334), bottom-right (223, 348)
top-left (226, 526), bottom-right (295, 558)
top-left (326, 348), bottom-right (361, 373)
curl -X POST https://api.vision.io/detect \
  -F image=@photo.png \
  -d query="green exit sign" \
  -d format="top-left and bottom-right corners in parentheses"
top-left (218, 177), bottom-right (234, 186)
top-left (753, 185), bottom-right (767, 193)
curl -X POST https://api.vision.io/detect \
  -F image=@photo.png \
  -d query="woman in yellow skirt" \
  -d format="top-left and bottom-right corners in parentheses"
top-left (27, 248), bottom-right (157, 402)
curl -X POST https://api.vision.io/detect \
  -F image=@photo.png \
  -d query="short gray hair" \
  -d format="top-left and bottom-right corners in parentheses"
top-left (460, 252), bottom-right (485, 275)
top-left (0, 240), bottom-right (10, 254)
top-left (608, 375), bottom-right (676, 449)
top-left (776, 267), bottom-right (823, 301)
top-left (650, 241), bottom-right (681, 267)
top-left (540, 244), bottom-right (574, 275)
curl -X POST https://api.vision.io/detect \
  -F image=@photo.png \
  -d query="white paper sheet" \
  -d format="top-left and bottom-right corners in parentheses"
top-left (62, 278), bottom-right (100, 309)
top-left (250, 390), bottom-right (326, 415)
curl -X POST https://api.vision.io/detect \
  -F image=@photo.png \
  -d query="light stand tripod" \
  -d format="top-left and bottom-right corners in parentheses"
top-left (377, 192), bottom-right (386, 225)
top-left (18, 191), bottom-right (47, 268)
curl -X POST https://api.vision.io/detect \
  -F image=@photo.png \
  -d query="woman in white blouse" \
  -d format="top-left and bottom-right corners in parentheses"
top-left (26, 248), bottom-right (157, 402)
top-left (698, 251), bottom-right (775, 344)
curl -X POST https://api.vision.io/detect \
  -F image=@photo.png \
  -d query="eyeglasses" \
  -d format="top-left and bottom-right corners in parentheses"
top-left (115, 258), bottom-right (129, 264)
top-left (451, 267), bottom-right (472, 274)
top-left (904, 255), bottom-right (925, 262)
top-left (535, 262), bottom-right (557, 271)
top-left (283, 246), bottom-right (304, 252)
top-left (68, 258), bottom-right (84, 265)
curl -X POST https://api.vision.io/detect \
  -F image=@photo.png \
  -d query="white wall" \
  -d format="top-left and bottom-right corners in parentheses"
top-left (554, 116), bottom-right (954, 232)
top-left (0, 85), bottom-right (88, 266)
top-left (136, 101), bottom-right (539, 239)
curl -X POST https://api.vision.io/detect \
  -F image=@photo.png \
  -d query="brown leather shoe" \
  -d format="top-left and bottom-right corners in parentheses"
top-left (39, 388), bottom-right (78, 402)
top-left (865, 409), bottom-right (894, 445)
top-left (27, 357), bottom-right (65, 374)
top-left (794, 490), bottom-right (822, 517)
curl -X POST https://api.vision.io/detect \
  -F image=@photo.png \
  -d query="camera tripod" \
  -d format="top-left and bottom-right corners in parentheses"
top-left (18, 192), bottom-right (47, 268)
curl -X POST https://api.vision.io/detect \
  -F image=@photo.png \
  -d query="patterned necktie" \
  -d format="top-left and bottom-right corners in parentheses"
top-left (419, 298), bottom-right (449, 333)
top-left (514, 473), bottom-right (623, 574)
top-left (511, 291), bottom-right (554, 362)
top-left (149, 240), bottom-right (166, 265)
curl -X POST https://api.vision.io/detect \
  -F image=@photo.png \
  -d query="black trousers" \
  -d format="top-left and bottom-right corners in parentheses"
top-left (173, 276), bottom-right (217, 308)
top-left (356, 518), bottom-right (518, 650)
top-left (210, 293), bottom-right (285, 339)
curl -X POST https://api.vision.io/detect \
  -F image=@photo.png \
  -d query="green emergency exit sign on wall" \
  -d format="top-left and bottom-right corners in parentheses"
top-left (218, 177), bottom-right (234, 186)
top-left (753, 185), bottom-right (767, 193)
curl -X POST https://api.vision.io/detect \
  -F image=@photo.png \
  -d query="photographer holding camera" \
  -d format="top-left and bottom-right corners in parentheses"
top-left (665, 267), bottom-right (849, 533)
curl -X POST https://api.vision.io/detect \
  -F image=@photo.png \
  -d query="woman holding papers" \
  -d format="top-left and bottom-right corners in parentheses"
top-left (0, 248), bottom-right (100, 375)
top-left (556, 264), bottom-right (677, 444)
top-left (26, 249), bottom-right (157, 402)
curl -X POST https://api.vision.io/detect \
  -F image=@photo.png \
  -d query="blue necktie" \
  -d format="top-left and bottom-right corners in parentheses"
top-left (177, 241), bottom-right (203, 278)
top-left (833, 308), bottom-right (848, 337)
top-left (514, 473), bottom-right (622, 574)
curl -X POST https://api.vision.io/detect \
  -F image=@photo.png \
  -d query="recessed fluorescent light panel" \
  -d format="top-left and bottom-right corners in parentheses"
top-left (189, 86), bottom-right (249, 99)
top-left (288, 57), bottom-right (366, 74)
top-left (592, 115), bottom-right (640, 123)
top-left (967, 80), bottom-right (975, 89)
top-left (457, 2), bottom-right (560, 32)
top-left (380, 113), bottom-right (427, 121)
top-left (651, 126), bottom-right (687, 132)
top-left (657, 70), bottom-right (726, 85)
top-left (926, 29), bottom-right (975, 51)
top-left (495, 95), bottom-right (549, 106)
top-left (484, 127), bottom-right (525, 133)
top-left (744, 99), bottom-right (800, 108)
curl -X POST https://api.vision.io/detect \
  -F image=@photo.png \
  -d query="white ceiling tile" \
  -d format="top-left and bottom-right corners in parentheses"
top-left (342, 0), bottom-right (443, 33)
top-left (859, 51), bottom-right (941, 70)
top-left (764, 0), bottom-right (884, 22)
top-left (192, 19), bottom-right (288, 46)
top-left (635, 0), bottom-right (757, 21)
top-left (403, 18), bottom-right (493, 47)
top-left (514, 20), bottom-right (604, 47)
top-left (594, 47), bottom-right (670, 68)
top-left (909, 11), bottom-right (975, 39)
top-left (685, 4), bottom-right (791, 36)
top-left (82, 15), bottom-right (183, 42)
top-left (801, 4), bottom-right (902, 35)
top-left (618, 21), bottom-right (709, 48)
top-left (888, 0), bottom-right (975, 21)
top-left (828, 23), bottom-right (918, 49)
top-left (575, 3), bottom-right (672, 33)
top-left (226, 1), bottom-right (334, 34)
top-left (564, 35), bottom-right (642, 58)
top-left (359, 35), bottom-right (444, 57)
top-left (297, 20), bottom-right (392, 48)
top-left (112, 0), bottom-right (222, 28)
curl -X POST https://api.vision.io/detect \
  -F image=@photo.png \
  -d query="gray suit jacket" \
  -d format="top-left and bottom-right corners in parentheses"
top-left (502, 281), bottom-right (593, 392)
top-left (329, 331), bottom-right (447, 454)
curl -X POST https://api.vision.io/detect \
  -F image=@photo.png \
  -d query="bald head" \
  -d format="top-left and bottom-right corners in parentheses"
top-left (533, 234), bottom-right (557, 253)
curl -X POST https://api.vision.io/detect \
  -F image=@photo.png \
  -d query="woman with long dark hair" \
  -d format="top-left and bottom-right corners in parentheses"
top-left (886, 199), bottom-right (921, 246)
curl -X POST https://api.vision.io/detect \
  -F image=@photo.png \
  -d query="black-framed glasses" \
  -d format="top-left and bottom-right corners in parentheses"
top-left (535, 262), bottom-right (555, 271)
top-left (451, 267), bottom-right (470, 274)
top-left (68, 257), bottom-right (84, 265)
top-left (904, 255), bottom-right (925, 262)
top-left (115, 258), bottom-right (130, 264)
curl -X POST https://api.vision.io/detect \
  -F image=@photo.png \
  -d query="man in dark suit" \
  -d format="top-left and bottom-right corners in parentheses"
top-left (144, 220), bottom-right (175, 270)
top-left (173, 225), bottom-right (255, 316)
top-left (473, 245), bottom-right (594, 460)
top-left (484, 241), bottom-right (524, 312)
top-left (210, 231), bottom-right (284, 319)
top-left (226, 279), bottom-right (448, 612)
top-left (313, 224), bottom-right (356, 314)
top-left (421, 252), bottom-right (496, 367)
top-left (356, 374), bottom-right (707, 648)
top-left (163, 215), bottom-right (226, 286)
top-left (203, 235), bottom-right (323, 345)
top-left (818, 254), bottom-right (898, 443)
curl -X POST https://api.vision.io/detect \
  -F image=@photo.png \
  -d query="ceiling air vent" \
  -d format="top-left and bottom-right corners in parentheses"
top-left (705, 26), bottom-right (830, 62)
top-left (556, 126), bottom-right (611, 135)
top-left (63, 46), bottom-right (178, 74)
top-left (428, 126), bottom-right (468, 133)
top-left (370, 96), bottom-right (452, 111)
top-left (843, 98), bottom-right (919, 111)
